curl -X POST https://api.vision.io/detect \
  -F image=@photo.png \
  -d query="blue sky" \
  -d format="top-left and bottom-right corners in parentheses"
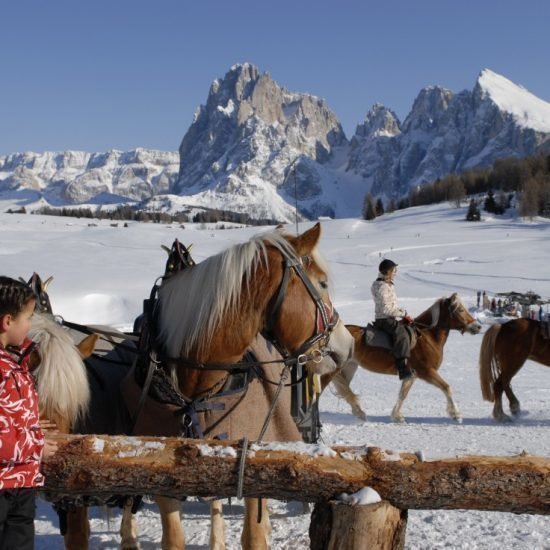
top-left (2, 0), bottom-right (549, 156)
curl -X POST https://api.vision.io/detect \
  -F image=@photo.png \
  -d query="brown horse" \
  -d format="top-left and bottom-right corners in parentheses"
top-left (479, 318), bottom-right (550, 422)
top-left (34, 223), bottom-right (354, 550)
top-left (325, 293), bottom-right (481, 423)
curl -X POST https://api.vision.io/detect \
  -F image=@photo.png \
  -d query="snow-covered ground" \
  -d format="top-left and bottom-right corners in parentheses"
top-left (1, 202), bottom-right (549, 548)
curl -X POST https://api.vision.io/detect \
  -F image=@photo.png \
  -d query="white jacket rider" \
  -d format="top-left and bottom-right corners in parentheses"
top-left (371, 277), bottom-right (408, 320)
top-left (371, 259), bottom-right (414, 380)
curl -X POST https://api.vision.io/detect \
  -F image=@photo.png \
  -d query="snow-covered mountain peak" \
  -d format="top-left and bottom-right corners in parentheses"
top-left (476, 68), bottom-right (550, 132)
top-left (356, 104), bottom-right (401, 138)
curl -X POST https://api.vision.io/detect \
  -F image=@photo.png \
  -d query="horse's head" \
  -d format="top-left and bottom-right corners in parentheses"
top-left (262, 223), bottom-right (354, 374)
top-left (157, 223), bottom-right (354, 377)
top-left (26, 273), bottom-right (54, 314)
top-left (439, 293), bottom-right (482, 335)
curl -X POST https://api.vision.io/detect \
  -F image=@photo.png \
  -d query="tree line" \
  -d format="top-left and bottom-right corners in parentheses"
top-left (362, 152), bottom-right (550, 221)
top-left (15, 205), bottom-right (280, 226)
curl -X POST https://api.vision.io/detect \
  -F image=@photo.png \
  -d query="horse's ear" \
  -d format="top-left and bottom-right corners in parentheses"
top-left (450, 292), bottom-right (458, 302)
top-left (294, 223), bottom-right (321, 256)
top-left (43, 276), bottom-right (53, 291)
top-left (76, 333), bottom-right (99, 360)
top-left (161, 244), bottom-right (171, 255)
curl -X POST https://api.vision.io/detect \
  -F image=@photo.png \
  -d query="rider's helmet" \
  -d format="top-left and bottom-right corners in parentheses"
top-left (378, 259), bottom-right (398, 274)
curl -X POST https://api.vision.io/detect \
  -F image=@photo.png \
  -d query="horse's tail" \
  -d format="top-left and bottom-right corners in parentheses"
top-left (30, 314), bottom-right (90, 430)
top-left (479, 324), bottom-right (502, 402)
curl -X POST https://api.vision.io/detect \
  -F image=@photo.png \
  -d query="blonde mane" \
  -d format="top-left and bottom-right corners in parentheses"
top-left (30, 314), bottom-right (90, 427)
top-left (157, 229), bottom-right (305, 357)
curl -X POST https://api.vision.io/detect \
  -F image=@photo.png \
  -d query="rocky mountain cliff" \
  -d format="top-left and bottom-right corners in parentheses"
top-left (173, 63), bottom-right (352, 221)
top-left (348, 69), bottom-right (550, 198)
top-left (0, 149), bottom-right (178, 205)
top-left (1, 66), bottom-right (550, 221)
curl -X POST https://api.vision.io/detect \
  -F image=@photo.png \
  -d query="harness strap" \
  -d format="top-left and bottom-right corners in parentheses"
top-left (131, 351), bottom-right (158, 435)
top-left (59, 318), bottom-right (139, 340)
top-left (157, 350), bottom-right (325, 372)
top-left (236, 437), bottom-right (249, 500)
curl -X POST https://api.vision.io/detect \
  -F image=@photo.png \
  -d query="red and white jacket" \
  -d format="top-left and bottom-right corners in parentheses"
top-left (0, 338), bottom-right (44, 490)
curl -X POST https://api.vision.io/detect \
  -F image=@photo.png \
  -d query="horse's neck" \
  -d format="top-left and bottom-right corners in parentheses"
top-left (417, 303), bottom-right (450, 344)
top-left (175, 294), bottom-right (270, 397)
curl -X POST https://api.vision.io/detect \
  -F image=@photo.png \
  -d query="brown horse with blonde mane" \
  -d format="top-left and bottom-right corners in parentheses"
top-left (30, 223), bottom-right (354, 550)
top-left (479, 318), bottom-right (550, 422)
top-left (325, 293), bottom-right (481, 423)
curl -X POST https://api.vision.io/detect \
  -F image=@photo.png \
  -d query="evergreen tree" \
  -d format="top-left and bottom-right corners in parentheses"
top-left (466, 199), bottom-right (481, 221)
top-left (362, 193), bottom-right (376, 220)
top-left (484, 190), bottom-right (497, 213)
top-left (375, 197), bottom-right (385, 217)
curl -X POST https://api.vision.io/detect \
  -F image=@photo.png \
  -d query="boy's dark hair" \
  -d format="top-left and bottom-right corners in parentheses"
top-left (0, 276), bottom-right (36, 317)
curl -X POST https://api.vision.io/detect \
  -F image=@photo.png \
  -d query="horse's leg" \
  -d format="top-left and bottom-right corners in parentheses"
top-left (64, 507), bottom-right (90, 550)
top-left (492, 376), bottom-right (512, 422)
top-left (390, 377), bottom-right (416, 423)
top-left (155, 496), bottom-right (185, 550)
top-left (500, 360), bottom-right (524, 417)
top-left (331, 361), bottom-right (367, 420)
top-left (120, 498), bottom-right (140, 550)
top-left (421, 369), bottom-right (462, 423)
top-left (505, 384), bottom-right (521, 416)
top-left (209, 499), bottom-right (225, 550)
top-left (241, 498), bottom-right (270, 550)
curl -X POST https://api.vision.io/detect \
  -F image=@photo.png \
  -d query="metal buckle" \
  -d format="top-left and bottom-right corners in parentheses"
top-left (310, 349), bottom-right (324, 364)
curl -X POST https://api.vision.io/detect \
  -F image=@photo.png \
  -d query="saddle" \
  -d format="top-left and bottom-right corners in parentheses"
top-left (364, 322), bottom-right (418, 351)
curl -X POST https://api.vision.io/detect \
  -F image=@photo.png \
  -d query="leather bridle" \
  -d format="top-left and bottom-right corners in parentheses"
top-left (262, 249), bottom-right (339, 363)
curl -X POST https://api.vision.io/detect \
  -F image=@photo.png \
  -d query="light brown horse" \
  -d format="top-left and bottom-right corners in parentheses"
top-left (325, 293), bottom-right (481, 423)
top-left (34, 223), bottom-right (354, 550)
top-left (479, 318), bottom-right (550, 422)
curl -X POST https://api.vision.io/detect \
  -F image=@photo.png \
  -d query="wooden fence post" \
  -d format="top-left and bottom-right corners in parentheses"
top-left (310, 500), bottom-right (407, 550)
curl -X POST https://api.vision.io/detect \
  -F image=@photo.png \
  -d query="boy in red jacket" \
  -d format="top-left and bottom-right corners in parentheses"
top-left (0, 276), bottom-right (57, 549)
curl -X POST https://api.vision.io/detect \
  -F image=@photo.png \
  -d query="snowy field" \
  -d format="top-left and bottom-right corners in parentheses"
top-left (0, 202), bottom-right (549, 549)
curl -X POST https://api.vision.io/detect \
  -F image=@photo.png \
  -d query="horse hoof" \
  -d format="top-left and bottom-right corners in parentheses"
top-left (391, 415), bottom-right (405, 423)
top-left (352, 406), bottom-right (367, 421)
top-left (453, 416), bottom-right (463, 424)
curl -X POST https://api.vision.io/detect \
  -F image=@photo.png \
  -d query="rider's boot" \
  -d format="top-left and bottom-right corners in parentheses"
top-left (396, 358), bottom-right (415, 380)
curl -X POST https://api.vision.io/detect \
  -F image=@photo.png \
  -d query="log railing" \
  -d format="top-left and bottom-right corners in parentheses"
top-left (42, 435), bottom-right (550, 549)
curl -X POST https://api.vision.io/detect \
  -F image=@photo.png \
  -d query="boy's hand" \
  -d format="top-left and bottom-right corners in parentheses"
top-left (40, 419), bottom-right (59, 433)
top-left (42, 438), bottom-right (58, 461)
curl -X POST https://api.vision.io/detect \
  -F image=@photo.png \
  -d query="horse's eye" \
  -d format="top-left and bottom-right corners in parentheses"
top-left (319, 280), bottom-right (328, 290)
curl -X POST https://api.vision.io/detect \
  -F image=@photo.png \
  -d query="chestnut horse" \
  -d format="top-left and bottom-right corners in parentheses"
top-left (479, 318), bottom-right (550, 422)
top-left (32, 223), bottom-right (354, 550)
top-left (326, 293), bottom-right (481, 423)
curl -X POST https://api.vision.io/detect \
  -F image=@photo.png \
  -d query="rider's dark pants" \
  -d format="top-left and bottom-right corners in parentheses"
top-left (374, 318), bottom-right (411, 359)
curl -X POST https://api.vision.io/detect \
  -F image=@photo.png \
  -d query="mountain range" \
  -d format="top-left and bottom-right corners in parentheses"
top-left (1, 64), bottom-right (550, 222)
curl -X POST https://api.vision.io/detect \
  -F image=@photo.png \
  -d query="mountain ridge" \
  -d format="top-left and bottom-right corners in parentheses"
top-left (1, 66), bottom-right (549, 222)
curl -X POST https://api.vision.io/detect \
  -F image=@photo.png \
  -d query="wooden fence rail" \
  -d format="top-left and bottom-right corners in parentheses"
top-left (43, 434), bottom-right (549, 515)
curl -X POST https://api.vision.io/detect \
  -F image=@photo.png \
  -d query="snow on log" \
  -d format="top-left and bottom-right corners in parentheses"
top-left (42, 435), bottom-right (550, 515)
